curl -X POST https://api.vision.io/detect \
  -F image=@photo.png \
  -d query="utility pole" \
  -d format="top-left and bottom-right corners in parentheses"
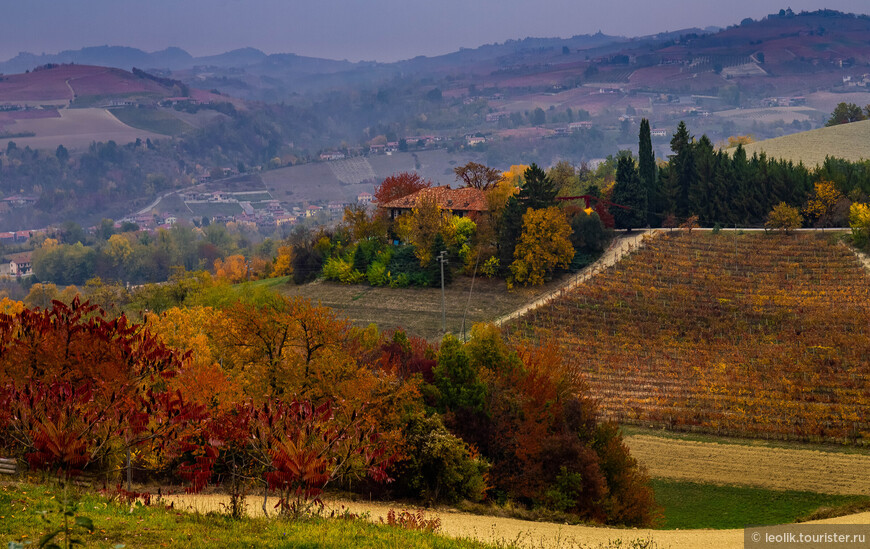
top-left (437, 250), bottom-right (448, 334)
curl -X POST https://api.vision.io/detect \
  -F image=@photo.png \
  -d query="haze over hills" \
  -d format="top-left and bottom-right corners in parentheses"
top-left (2, 9), bottom-right (870, 232)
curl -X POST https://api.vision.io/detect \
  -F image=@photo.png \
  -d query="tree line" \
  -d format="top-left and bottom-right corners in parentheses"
top-left (0, 292), bottom-right (658, 525)
top-left (608, 119), bottom-right (870, 229)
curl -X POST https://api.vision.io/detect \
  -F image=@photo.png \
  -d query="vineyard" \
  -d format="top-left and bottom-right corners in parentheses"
top-left (506, 231), bottom-right (870, 444)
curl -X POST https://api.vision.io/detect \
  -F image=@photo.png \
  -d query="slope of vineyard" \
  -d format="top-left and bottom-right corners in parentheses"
top-left (506, 231), bottom-right (870, 443)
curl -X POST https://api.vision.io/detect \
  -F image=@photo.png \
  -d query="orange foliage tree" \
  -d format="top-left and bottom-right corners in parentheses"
top-left (213, 255), bottom-right (249, 283)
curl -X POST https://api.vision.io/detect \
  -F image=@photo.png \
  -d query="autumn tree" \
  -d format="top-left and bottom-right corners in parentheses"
top-left (214, 254), bottom-right (249, 283)
top-left (454, 161), bottom-right (502, 191)
top-left (803, 180), bottom-right (845, 227)
top-left (394, 193), bottom-right (450, 265)
top-left (766, 202), bottom-right (803, 233)
top-left (373, 172), bottom-right (431, 204)
top-left (343, 204), bottom-right (388, 243)
top-left (849, 202), bottom-right (870, 248)
top-left (510, 207), bottom-right (574, 286)
top-left (0, 299), bottom-right (207, 480)
top-left (272, 245), bottom-right (294, 277)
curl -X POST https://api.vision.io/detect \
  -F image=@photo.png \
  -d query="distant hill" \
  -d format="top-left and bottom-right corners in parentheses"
top-left (0, 63), bottom-right (236, 105)
top-left (742, 119), bottom-right (870, 166)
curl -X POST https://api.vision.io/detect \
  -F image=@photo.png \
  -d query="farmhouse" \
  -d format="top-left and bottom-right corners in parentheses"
top-left (4, 251), bottom-right (33, 277)
top-left (379, 186), bottom-right (487, 220)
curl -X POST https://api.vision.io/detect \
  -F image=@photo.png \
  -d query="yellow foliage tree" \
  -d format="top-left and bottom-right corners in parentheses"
top-left (214, 255), bottom-right (249, 283)
top-left (766, 202), bottom-right (803, 234)
top-left (273, 245), bottom-right (294, 277)
top-left (147, 306), bottom-right (243, 412)
top-left (849, 202), bottom-right (870, 248)
top-left (395, 193), bottom-right (449, 265)
top-left (510, 207), bottom-right (575, 286)
top-left (725, 135), bottom-right (754, 148)
top-left (803, 180), bottom-right (844, 227)
top-left (42, 237), bottom-right (59, 249)
top-left (0, 297), bottom-right (24, 315)
top-left (501, 164), bottom-right (529, 189)
top-left (106, 233), bottom-right (133, 266)
top-left (23, 283), bottom-right (59, 309)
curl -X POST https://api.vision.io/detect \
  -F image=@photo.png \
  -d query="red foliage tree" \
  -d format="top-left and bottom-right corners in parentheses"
top-left (0, 298), bottom-right (208, 481)
top-left (373, 172), bottom-right (431, 205)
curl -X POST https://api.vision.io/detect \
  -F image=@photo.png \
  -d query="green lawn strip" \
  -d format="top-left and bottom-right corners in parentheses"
top-left (621, 425), bottom-right (870, 456)
top-left (1, 483), bottom-right (500, 549)
top-left (651, 479), bottom-right (870, 530)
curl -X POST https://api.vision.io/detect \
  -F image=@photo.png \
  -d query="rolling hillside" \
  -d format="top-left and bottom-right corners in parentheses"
top-left (505, 231), bottom-right (870, 444)
top-left (742, 119), bottom-right (870, 166)
top-left (0, 64), bottom-right (235, 150)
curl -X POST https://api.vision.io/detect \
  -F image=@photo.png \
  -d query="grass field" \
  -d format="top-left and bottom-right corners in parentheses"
top-left (109, 106), bottom-right (192, 136)
top-left (0, 483), bottom-right (496, 549)
top-left (280, 275), bottom-right (564, 341)
top-left (742, 118), bottom-right (870, 166)
top-left (651, 480), bottom-right (870, 530)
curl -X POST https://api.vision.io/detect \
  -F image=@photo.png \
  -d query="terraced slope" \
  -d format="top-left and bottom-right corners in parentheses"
top-left (506, 231), bottom-right (870, 443)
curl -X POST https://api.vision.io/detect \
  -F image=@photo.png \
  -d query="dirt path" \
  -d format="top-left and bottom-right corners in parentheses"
top-left (164, 494), bottom-right (870, 549)
top-left (625, 435), bottom-right (870, 496)
top-left (493, 229), bottom-right (658, 328)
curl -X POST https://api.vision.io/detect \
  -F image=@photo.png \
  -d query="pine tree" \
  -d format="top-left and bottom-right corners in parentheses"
top-left (691, 135), bottom-right (715, 224)
top-left (638, 119), bottom-right (655, 225)
top-left (519, 163), bottom-right (558, 210)
top-left (665, 122), bottom-right (697, 219)
top-left (611, 155), bottom-right (646, 230)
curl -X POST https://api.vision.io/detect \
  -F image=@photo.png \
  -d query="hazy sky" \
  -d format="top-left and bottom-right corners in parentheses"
top-left (2, 0), bottom-right (868, 63)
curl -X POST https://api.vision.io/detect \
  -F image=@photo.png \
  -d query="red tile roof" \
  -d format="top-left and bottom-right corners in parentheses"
top-left (380, 186), bottom-right (487, 212)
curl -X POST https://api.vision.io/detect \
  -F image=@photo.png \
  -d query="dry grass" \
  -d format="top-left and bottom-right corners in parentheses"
top-left (164, 493), bottom-right (870, 549)
top-left (625, 435), bottom-right (870, 496)
top-left (280, 275), bottom-right (564, 342)
top-left (742, 119), bottom-right (870, 166)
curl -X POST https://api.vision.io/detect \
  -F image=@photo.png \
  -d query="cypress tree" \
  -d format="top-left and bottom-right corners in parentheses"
top-left (638, 119), bottom-right (655, 225)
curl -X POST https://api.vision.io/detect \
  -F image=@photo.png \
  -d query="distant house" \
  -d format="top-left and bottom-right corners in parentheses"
top-left (357, 192), bottom-right (373, 205)
top-left (3, 196), bottom-right (37, 208)
top-left (0, 232), bottom-right (14, 244)
top-left (568, 121), bottom-right (593, 131)
top-left (650, 128), bottom-right (668, 137)
top-left (379, 186), bottom-right (487, 220)
top-left (5, 251), bottom-right (33, 277)
top-left (305, 205), bottom-right (323, 218)
top-left (466, 136), bottom-right (486, 146)
top-left (275, 214), bottom-right (296, 226)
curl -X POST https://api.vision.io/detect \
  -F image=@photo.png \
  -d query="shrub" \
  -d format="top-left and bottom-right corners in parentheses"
top-left (392, 413), bottom-right (489, 503)
top-left (479, 256), bottom-right (500, 278)
top-left (366, 260), bottom-right (389, 286)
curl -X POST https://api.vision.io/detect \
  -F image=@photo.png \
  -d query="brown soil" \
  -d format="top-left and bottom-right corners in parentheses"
top-left (625, 435), bottom-right (870, 496)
